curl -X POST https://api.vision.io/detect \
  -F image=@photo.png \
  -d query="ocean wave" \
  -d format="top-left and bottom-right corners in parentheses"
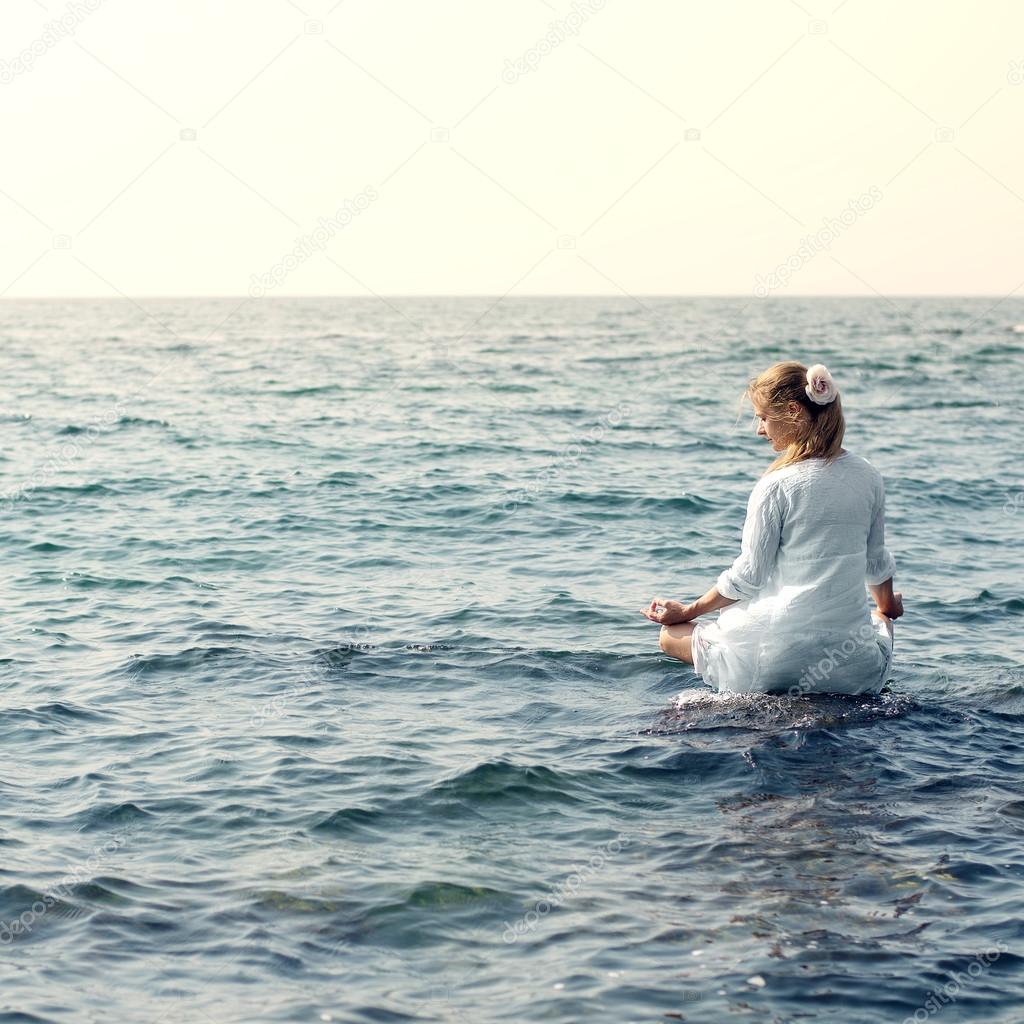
top-left (272, 385), bottom-right (347, 397)
top-left (310, 806), bottom-right (390, 837)
top-left (0, 883), bottom-right (82, 923)
top-left (0, 702), bottom-right (112, 727)
top-left (122, 645), bottom-right (254, 678)
top-left (386, 879), bottom-right (514, 910)
top-left (431, 759), bottom-right (587, 804)
top-left (316, 470), bottom-right (365, 487)
top-left (557, 491), bottom-right (716, 513)
top-left (116, 416), bottom-right (172, 429)
top-left (71, 801), bottom-right (155, 831)
top-left (311, 760), bottom-right (590, 837)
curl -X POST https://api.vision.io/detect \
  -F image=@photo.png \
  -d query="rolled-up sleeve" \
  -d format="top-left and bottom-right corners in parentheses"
top-left (716, 477), bottom-right (784, 601)
top-left (865, 478), bottom-right (896, 585)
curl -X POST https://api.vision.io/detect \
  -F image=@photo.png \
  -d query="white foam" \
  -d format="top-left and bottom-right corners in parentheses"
top-left (672, 687), bottom-right (762, 708)
top-left (672, 687), bottom-right (723, 706)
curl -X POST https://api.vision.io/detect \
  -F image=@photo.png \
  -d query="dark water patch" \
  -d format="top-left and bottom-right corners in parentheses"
top-left (311, 806), bottom-right (392, 838)
top-left (116, 416), bottom-right (172, 429)
top-left (383, 880), bottom-right (514, 912)
top-left (22, 482), bottom-right (122, 500)
top-left (0, 701), bottom-right (114, 729)
top-left (26, 540), bottom-right (70, 552)
top-left (912, 399), bottom-right (989, 408)
top-left (899, 476), bottom-right (1006, 507)
top-left (72, 801), bottom-right (155, 831)
top-left (945, 589), bottom-right (1024, 621)
top-left (311, 761), bottom-right (592, 837)
top-left (59, 571), bottom-right (157, 591)
top-left (997, 800), bottom-right (1024, 821)
top-left (977, 341), bottom-right (1024, 356)
top-left (635, 492), bottom-right (717, 513)
top-left (431, 759), bottom-right (588, 806)
top-left (317, 469), bottom-right (367, 487)
top-left (273, 385), bottom-right (348, 397)
top-left (652, 688), bottom-right (913, 735)
top-left (557, 490), bottom-right (714, 514)
top-left (481, 382), bottom-right (538, 393)
top-left (607, 744), bottom-right (747, 785)
top-left (122, 645), bottom-right (255, 678)
top-left (0, 883), bottom-right (81, 920)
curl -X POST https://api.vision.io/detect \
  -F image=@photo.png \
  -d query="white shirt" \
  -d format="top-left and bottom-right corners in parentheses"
top-left (694, 450), bottom-right (896, 695)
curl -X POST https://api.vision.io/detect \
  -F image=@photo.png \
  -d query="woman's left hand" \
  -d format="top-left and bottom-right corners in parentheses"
top-left (640, 598), bottom-right (695, 625)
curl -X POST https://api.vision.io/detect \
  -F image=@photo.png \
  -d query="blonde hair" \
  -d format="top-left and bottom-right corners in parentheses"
top-left (740, 360), bottom-right (845, 477)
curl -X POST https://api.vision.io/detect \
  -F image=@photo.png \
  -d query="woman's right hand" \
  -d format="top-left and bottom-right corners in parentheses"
top-left (641, 598), bottom-right (695, 625)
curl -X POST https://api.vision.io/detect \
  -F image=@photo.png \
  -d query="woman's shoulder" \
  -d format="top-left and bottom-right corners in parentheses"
top-left (779, 449), bottom-right (880, 475)
top-left (758, 459), bottom-right (812, 489)
top-left (748, 467), bottom-right (791, 506)
top-left (761, 450), bottom-right (883, 492)
top-left (837, 450), bottom-right (886, 486)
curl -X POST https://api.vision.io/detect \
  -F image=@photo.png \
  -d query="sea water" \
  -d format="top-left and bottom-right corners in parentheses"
top-left (1, 296), bottom-right (1022, 1023)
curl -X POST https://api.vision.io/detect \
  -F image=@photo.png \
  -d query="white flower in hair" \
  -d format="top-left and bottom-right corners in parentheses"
top-left (805, 363), bottom-right (838, 405)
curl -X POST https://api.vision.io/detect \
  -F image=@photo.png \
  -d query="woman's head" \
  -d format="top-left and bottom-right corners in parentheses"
top-left (745, 361), bottom-right (845, 475)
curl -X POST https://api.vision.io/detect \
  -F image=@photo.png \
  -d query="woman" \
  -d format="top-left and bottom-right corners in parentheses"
top-left (642, 361), bottom-right (903, 696)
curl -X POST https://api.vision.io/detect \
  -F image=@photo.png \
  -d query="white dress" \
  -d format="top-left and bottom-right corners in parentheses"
top-left (690, 451), bottom-right (896, 695)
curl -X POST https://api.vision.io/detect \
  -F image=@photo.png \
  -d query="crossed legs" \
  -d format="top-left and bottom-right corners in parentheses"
top-left (659, 621), bottom-right (697, 666)
top-left (661, 612), bottom-right (893, 677)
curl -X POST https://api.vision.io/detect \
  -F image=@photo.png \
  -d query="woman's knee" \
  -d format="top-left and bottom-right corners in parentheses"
top-left (659, 622), bottom-right (695, 662)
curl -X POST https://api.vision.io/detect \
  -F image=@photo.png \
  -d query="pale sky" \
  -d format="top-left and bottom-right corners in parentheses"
top-left (1, 0), bottom-right (1022, 297)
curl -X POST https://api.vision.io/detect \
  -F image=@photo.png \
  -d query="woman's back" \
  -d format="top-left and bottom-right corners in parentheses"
top-left (764, 451), bottom-right (893, 624)
top-left (702, 450), bottom-right (895, 695)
